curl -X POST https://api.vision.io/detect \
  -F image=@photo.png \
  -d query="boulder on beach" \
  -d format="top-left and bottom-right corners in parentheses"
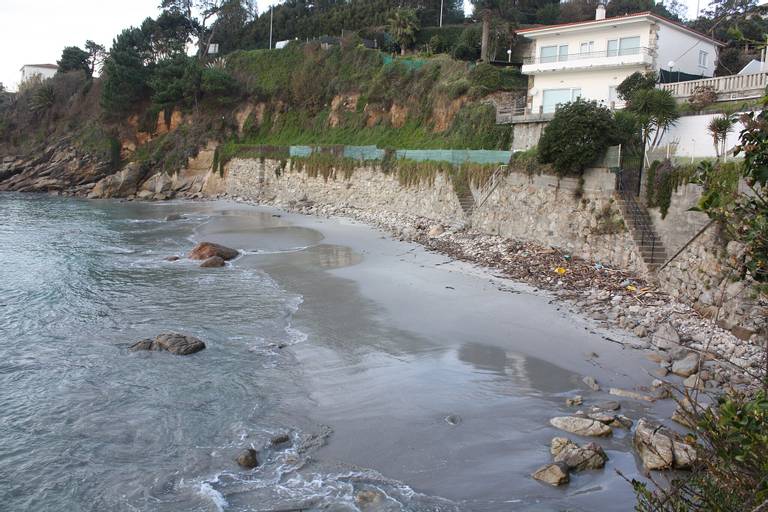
top-left (188, 242), bottom-right (239, 261)
top-left (551, 437), bottom-right (608, 471)
top-left (129, 332), bottom-right (206, 355)
top-left (236, 448), bottom-right (259, 469)
top-left (609, 388), bottom-right (655, 402)
top-left (427, 225), bottom-right (445, 237)
top-left (671, 353), bottom-right (700, 377)
top-left (633, 418), bottom-right (697, 471)
top-left (532, 462), bottom-right (570, 486)
top-left (200, 256), bottom-right (226, 268)
top-left (652, 323), bottom-right (680, 351)
top-left (549, 416), bottom-right (612, 437)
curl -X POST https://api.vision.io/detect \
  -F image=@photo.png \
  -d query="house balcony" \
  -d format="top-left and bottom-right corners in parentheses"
top-left (522, 47), bottom-right (653, 75)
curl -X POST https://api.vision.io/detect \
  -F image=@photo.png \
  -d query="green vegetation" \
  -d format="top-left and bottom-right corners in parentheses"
top-left (632, 391), bottom-right (768, 511)
top-left (225, 45), bottom-right (520, 149)
top-left (538, 99), bottom-right (620, 176)
top-left (388, 8), bottom-right (420, 56)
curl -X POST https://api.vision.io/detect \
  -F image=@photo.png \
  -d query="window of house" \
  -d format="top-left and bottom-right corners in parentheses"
top-left (699, 50), bottom-right (709, 67)
top-left (580, 41), bottom-right (594, 55)
top-left (542, 88), bottom-right (581, 112)
top-left (558, 45), bottom-right (569, 61)
top-left (607, 39), bottom-right (618, 57)
top-left (540, 45), bottom-right (557, 63)
top-left (618, 36), bottom-right (641, 56)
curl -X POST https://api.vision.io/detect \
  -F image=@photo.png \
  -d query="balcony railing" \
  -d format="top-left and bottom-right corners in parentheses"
top-left (523, 47), bottom-right (651, 65)
top-left (658, 72), bottom-right (768, 101)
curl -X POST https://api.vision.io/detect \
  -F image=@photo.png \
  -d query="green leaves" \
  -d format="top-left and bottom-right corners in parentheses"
top-left (537, 99), bottom-right (618, 176)
top-left (387, 8), bottom-right (420, 54)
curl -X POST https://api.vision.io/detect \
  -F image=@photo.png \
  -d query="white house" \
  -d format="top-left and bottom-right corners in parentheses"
top-left (19, 64), bottom-right (58, 84)
top-left (517, 7), bottom-right (723, 113)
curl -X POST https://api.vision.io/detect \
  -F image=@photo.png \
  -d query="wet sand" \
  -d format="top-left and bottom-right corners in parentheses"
top-left (192, 200), bottom-right (669, 511)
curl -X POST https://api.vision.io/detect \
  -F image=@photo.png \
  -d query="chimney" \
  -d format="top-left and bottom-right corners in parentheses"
top-left (596, 2), bottom-right (606, 20)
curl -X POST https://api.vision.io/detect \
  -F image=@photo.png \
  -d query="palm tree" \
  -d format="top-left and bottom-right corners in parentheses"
top-left (387, 8), bottom-right (420, 56)
top-left (708, 114), bottom-right (736, 160)
top-left (628, 88), bottom-right (680, 151)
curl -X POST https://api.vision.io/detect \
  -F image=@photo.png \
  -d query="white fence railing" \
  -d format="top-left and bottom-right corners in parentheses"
top-left (659, 72), bottom-right (768, 100)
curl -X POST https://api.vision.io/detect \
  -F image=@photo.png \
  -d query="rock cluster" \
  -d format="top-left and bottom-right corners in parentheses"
top-left (129, 332), bottom-right (206, 355)
top-left (188, 242), bottom-right (239, 261)
top-left (633, 418), bottom-right (697, 470)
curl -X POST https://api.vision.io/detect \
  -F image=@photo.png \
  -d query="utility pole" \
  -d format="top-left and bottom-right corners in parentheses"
top-left (269, 5), bottom-right (274, 49)
top-left (439, 0), bottom-right (444, 27)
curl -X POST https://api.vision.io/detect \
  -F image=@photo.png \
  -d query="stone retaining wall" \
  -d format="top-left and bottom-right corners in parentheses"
top-left (223, 158), bottom-right (643, 273)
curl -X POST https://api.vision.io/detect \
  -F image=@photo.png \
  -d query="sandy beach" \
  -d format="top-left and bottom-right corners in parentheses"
top-left (193, 199), bottom-right (675, 510)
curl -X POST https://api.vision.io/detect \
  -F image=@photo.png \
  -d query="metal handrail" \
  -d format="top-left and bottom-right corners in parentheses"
top-left (616, 169), bottom-right (663, 262)
top-left (523, 47), bottom-right (651, 65)
top-left (476, 165), bottom-right (507, 210)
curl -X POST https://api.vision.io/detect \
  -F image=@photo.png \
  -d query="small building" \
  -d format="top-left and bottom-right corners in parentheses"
top-left (516, 8), bottom-right (722, 114)
top-left (20, 64), bottom-right (58, 84)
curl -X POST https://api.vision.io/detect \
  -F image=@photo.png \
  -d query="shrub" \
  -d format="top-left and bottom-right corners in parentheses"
top-left (201, 68), bottom-right (239, 103)
top-left (538, 99), bottom-right (617, 176)
top-left (632, 391), bottom-right (768, 511)
top-left (617, 71), bottom-right (657, 102)
top-left (688, 85), bottom-right (718, 111)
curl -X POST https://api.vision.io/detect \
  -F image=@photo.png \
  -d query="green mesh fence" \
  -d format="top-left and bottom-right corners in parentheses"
top-left (382, 55), bottom-right (426, 70)
top-left (287, 145), bottom-right (512, 165)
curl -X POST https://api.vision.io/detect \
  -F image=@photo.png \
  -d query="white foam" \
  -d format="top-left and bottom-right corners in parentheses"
top-left (199, 482), bottom-right (229, 511)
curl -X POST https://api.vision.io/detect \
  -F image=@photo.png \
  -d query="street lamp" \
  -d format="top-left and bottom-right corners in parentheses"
top-left (507, 48), bottom-right (512, 63)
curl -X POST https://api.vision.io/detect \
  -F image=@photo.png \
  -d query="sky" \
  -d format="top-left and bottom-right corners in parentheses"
top-left (1, 0), bottom-right (707, 92)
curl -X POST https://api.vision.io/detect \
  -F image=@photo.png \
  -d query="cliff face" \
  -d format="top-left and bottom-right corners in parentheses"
top-left (0, 46), bottom-right (525, 198)
top-left (0, 140), bottom-right (114, 194)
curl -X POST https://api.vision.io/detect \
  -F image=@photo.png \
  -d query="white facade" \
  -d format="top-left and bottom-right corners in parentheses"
top-left (518, 12), bottom-right (721, 113)
top-left (20, 64), bottom-right (58, 84)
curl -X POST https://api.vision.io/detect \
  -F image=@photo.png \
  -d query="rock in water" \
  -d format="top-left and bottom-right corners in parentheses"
top-left (164, 256), bottom-right (180, 262)
top-left (188, 242), bottom-right (239, 261)
top-left (165, 214), bottom-right (183, 221)
top-left (550, 437), bottom-right (608, 471)
top-left (634, 418), bottom-right (674, 470)
top-left (200, 256), bottom-right (226, 268)
top-left (129, 332), bottom-right (206, 356)
top-left (236, 448), bottom-right (259, 469)
top-left (270, 433), bottom-right (291, 446)
top-left (154, 333), bottom-right (206, 355)
top-left (633, 418), bottom-right (697, 471)
top-left (129, 338), bottom-right (155, 351)
top-left (549, 416), bottom-right (612, 437)
top-left (566, 395), bottom-right (583, 406)
top-left (532, 462), bottom-right (570, 486)
top-left (583, 375), bottom-right (600, 391)
top-left (671, 353), bottom-right (700, 377)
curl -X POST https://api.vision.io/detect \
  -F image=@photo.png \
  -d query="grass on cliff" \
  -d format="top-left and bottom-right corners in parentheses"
top-left (225, 44), bottom-right (521, 150)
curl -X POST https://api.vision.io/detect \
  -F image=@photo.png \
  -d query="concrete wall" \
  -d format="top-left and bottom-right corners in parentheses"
top-left (512, 121), bottom-right (548, 151)
top-left (656, 112), bottom-right (755, 159)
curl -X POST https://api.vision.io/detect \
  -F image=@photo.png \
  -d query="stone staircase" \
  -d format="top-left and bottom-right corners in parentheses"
top-left (453, 164), bottom-right (507, 229)
top-left (616, 194), bottom-right (667, 271)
